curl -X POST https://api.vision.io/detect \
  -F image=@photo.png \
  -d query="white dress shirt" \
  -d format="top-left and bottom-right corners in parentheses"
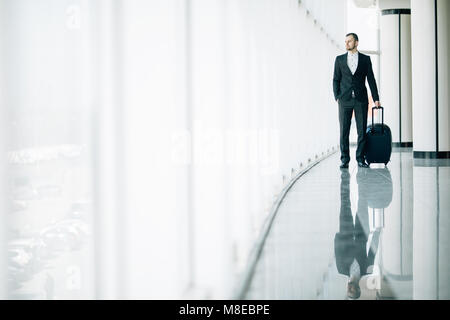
top-left (347, 51), bottom-right (359, 97)
top-left (347, 51), bottom-right (359, 75)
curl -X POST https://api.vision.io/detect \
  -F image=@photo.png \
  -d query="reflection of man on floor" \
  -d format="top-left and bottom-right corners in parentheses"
top-left (334, 169), bottom-right (380, 299)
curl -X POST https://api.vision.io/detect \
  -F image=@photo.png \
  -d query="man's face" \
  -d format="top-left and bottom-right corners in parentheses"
top-left (345, 36), bottom-right (358, 51)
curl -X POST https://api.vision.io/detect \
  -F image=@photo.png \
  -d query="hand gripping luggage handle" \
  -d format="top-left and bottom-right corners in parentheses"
top-left (371, 106), bottom-right (384, 133)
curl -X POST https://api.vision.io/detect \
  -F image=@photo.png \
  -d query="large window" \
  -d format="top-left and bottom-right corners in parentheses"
top-left (1, 0), bottom-right (346, 299)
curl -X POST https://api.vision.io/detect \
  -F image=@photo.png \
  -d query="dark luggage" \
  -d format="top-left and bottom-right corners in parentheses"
top-left (364, 106), bottom-right (392, 166)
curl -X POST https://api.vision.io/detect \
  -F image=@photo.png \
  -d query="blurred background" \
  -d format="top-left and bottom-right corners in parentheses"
top-left (0, 0), bottom-right (387, 299)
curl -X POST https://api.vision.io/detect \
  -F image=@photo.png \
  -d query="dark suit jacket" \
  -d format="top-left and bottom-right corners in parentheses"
top-left (333, 52), bottom-right (379, 103)
top-left (334, 228), bottom-right (380, 277)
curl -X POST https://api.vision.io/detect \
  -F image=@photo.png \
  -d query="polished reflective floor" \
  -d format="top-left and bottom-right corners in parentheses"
top-left (245, 148), bottom-right (450, 300)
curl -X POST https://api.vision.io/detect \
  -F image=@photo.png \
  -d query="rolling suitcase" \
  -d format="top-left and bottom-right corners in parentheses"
top-left (364, 106), bottom-right (392, 166)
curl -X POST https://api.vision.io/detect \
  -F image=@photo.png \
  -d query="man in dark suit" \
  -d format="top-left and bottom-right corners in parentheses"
top-left (333, 33), bottom-right (380, 169)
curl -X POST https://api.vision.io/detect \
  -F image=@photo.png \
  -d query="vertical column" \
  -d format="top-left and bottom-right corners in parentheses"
top-left (411, 0), bottom-right (450, 300)
top-left (121, 0), bottom-right (191, 299)
top-left (436, 0), bottom-right (450, 155)
top-left (380, 8), bottom-right (412, 147)
top-left (411, 0), bottom-right (450, 159)
top-left (91, 0), bottom-right (126, 299)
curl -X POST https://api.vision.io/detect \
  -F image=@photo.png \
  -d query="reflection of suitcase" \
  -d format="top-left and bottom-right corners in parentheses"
top-left (365, 106), bottom-right (392, 166)
top-left (365, 168), bottom-right (393, 208)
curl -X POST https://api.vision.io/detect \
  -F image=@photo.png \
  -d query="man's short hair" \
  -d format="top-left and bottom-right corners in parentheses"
top-left (346, 33), bottom-right (359, 42)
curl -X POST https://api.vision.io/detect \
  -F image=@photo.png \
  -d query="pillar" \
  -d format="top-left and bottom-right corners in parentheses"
top-left (380, 7), bottom-right (412, 147)
top-left (411, 0), bottom-right (450, 159)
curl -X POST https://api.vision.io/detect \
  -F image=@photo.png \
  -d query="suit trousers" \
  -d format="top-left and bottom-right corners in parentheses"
top-left (338, 98), bottom-right (368, 164)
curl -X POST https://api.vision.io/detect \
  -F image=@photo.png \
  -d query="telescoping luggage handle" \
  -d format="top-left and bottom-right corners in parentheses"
top-left (372, 106), bottom-right (384, 133)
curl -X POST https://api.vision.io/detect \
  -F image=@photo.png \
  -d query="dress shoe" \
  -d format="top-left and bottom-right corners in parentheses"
top-left (357, 161), bottom-right (369, 168)
top-left (340, 163), bottom-right (349, 169)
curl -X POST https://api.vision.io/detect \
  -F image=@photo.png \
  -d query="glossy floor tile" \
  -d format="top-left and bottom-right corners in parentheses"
top-left (245, 148), bottom-right (450, 300)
